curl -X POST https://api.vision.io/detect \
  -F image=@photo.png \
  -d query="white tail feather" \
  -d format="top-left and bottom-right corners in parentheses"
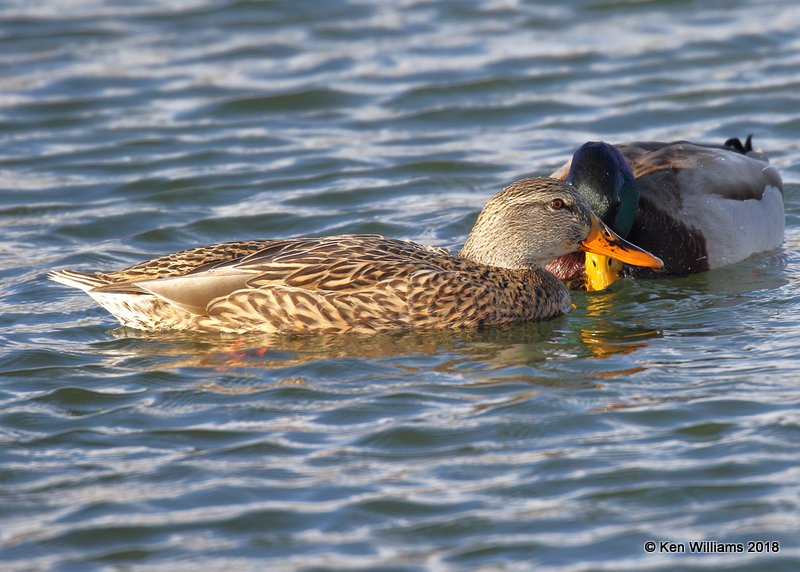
top-left (48, 270), bottom-right (108, 292)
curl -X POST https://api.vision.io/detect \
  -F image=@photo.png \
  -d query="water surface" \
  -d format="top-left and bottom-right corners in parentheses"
top-left (2, 1), bottom-right (800, 570)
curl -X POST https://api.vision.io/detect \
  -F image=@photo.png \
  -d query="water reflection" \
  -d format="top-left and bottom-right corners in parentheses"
top-left (581, 294), bottom-right (660, 363)
top-left (96, 303), bottom-right (661, 383)
top-left (104, 322), bottom-right (563, 372)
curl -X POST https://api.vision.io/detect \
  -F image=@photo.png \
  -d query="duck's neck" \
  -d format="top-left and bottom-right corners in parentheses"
top-left (459, 235), bottom-right (543, 271)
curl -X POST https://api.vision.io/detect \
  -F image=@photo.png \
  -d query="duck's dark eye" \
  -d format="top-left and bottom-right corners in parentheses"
top-left (550, 198), bottom-right (565, 210)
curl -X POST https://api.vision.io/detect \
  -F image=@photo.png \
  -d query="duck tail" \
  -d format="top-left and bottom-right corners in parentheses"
top-left (48, 269), bottom-right (109, 292)
top-left (724, 134), bottom-right (753, 154)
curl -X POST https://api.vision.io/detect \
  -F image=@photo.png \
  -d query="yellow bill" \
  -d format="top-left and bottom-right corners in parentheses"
top-left (579, 215), bottom-right (663, 291)
top-left (584, 252), bottom-right (624, 291)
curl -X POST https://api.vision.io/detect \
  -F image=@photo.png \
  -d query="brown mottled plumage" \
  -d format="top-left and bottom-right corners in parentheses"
top-left (49, 177), bottom-right (662, 334)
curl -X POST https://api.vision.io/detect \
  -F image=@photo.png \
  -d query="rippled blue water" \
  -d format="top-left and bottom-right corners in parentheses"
top-left (2, 1), bottom-right (800, 570)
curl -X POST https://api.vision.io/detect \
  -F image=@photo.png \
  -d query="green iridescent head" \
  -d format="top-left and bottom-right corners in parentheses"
top-left (565, 142), bottom-right (639, 237)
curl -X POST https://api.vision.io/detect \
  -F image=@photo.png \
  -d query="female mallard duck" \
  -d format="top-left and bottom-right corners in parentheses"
top-left (546, 136), bottom-right (784, 290)
top-left (49, 178), bottom-right (662, 334)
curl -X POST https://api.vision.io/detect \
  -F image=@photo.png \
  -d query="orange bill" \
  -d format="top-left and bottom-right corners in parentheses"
top-left (579, 215), bottom-right (663, 290)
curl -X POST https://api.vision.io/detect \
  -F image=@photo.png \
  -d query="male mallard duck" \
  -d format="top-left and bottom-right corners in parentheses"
top-left (546, 136), bottom-right (784, 290)
top-left (49, 178), bottom-right (662, 334)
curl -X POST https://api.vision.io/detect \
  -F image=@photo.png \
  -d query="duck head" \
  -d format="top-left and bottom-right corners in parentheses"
top-left (566, 142), bottom-right (640, 236)
top-left (565, 142), bottom-right (642, 290)
top-left (459, 177), bottom-right (662, 273)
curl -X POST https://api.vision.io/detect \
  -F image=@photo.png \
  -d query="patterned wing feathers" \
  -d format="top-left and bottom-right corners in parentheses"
top-left (198, 266), bottom-right (494, 334)
top-left (52, 234), bottom-right (566, 333)
top-left (131, 268), bottom-right (259, 315)
top-left (101, 240), bottom-right (274, 282)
